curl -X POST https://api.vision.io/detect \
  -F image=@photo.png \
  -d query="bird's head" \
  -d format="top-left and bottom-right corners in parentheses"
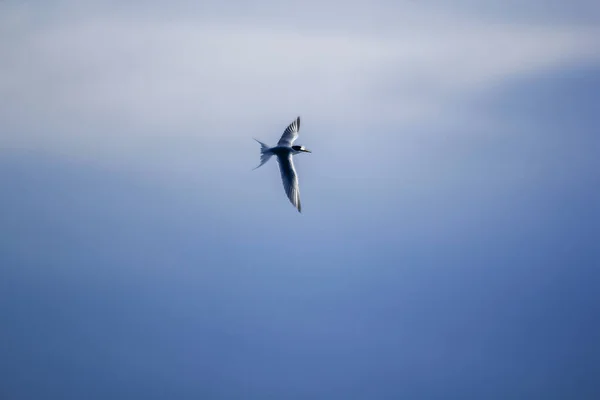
top-left (292, 145), bottom-right (311, 153)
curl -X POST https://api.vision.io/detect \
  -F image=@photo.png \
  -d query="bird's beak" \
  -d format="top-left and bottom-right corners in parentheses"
top-left (303, 149), bottom-right (312, 153)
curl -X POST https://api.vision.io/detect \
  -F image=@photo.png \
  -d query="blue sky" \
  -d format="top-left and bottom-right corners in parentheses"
top-left (1, 1), bottom-right (599, 399)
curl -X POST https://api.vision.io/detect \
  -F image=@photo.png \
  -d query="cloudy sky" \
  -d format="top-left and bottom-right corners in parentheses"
top-left (1, 1), bottom-right (599, 398)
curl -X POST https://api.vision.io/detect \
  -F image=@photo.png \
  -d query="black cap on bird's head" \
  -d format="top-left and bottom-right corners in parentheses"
top-left (292, 145), bottom-right (311, 153)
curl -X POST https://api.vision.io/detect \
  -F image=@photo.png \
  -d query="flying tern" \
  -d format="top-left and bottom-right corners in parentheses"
top-left (254, 116), bottom-right (311, 213)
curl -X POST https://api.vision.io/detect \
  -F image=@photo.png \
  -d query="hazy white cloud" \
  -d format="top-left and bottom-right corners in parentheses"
top-left (0, 1), bottom-right (598, 166)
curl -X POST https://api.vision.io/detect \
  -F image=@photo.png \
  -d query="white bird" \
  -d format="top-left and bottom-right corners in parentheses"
top-left (254, 116), bottom-right (311, 213)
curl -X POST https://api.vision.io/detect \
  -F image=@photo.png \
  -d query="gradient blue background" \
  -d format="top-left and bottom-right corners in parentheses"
top-left (1, 1), bottom-right (599, 398)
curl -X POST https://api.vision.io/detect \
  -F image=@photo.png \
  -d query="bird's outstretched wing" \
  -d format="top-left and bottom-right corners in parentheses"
top-left (277, 116), bottom-right (301, 147)
top-left (277, 153), bottom-right (301, 212)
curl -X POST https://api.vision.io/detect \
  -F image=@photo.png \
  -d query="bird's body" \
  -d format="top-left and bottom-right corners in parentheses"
top-left (254, 117), bottom-right (311, 212)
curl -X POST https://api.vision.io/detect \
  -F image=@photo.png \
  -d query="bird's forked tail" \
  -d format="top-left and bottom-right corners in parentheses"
top-left (253, 139), bottom-right (273, 170)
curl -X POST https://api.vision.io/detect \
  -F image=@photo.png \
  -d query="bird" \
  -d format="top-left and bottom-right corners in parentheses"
top-left (253, 116), bottom-right (311, 213)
